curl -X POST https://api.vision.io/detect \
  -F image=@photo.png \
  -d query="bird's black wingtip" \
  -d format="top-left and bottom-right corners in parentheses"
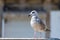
top-left (45, 29), bottom-right (50, 31)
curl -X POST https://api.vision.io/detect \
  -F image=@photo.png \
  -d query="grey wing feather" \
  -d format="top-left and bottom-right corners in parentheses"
top-left (40, 19), bottom-right (45, 26)
top-left (36, 17), bottom-right (45, 30)
top-left (35, 17), bottom-right (45, 26)
top-left (35, 17), bottom-right (50, 31)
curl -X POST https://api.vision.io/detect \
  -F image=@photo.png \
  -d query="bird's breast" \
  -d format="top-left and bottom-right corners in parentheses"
top-left (30, 19), bottom-right (37, 27)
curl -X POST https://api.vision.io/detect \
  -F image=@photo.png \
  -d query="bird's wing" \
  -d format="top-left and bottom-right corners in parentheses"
top-left (34, 17), bottom-right (46, 30)
top-left (35, 17), bottom-right (50, 31)
top-left (35, 17), bottom-right (45, 26)
top-left (40, 19), bottom-right (45, 26)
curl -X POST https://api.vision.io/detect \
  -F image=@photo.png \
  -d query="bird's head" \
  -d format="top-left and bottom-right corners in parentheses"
top-left (28, 10), bottom-right (38, 17)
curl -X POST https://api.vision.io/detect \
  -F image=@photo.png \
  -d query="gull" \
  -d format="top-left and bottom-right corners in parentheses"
top-left (28, 10), bottom-right (49, 38)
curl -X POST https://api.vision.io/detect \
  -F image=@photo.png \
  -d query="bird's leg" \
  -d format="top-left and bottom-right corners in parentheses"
top-left (40, 32), bottom-right (42, 38)
top-left (34, 31), bottom-right (36, 38)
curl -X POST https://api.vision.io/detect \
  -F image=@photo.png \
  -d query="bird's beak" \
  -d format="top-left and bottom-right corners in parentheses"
top-left (28, 14), bottom-right (31, 17)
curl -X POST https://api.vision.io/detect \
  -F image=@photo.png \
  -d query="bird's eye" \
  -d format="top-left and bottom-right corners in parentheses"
top-left (32, 12), bottom-right (35, 13)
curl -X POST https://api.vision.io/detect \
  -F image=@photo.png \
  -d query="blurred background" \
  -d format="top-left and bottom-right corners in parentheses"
top-left (0, 0), bottom-right (60, 38)
top-left (3, 0), bottom-right (60, 12)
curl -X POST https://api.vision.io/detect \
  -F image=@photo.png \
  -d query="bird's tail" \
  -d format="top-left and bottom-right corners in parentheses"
top-left (45, 26), bottom-right (50, 31)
